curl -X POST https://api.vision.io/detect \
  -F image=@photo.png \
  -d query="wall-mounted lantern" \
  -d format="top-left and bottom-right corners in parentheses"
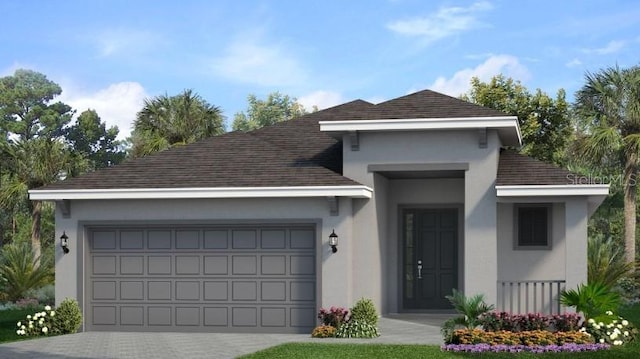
top-left (60, 232), bottom-right (70, 254)
top-left (329, 229), bottom-right (338, 253)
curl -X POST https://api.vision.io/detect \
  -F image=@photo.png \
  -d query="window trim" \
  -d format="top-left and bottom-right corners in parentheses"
top-left (513, 203), bottom-right (552, 250)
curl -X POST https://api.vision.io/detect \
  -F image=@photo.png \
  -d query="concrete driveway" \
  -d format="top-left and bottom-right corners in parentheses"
top-left (0, 317), bottom-right (444, 359)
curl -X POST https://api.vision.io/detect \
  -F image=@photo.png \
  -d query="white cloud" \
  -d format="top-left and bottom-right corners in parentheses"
top-left (210, 37), bottom-right (307, 87)
top-left (60, 82), bottom-right (147, 140)
top-left (428, 54), bottom-right (530, 97)
top-left (565, 58), bottom-right (582, 68)
top-left (387, 1), bottom-right (492, 43)
top-left (298, 90), bottom-right (343, 111)
top-left (582, 40), bottom-right (625, 55)
top-left (93, 28), bottom-right (161, 57)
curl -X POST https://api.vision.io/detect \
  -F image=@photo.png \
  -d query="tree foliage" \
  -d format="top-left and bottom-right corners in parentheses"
top-left (232, 92), bottom-right (307, 132)
top-left (66, 109), bottom-right (125, 172)
top-left (131, 89), bottom-right (225, 157)
top-left (572, 65), bottom-right (640, 264)
top-left (461, 75), bottom-right (571, 165)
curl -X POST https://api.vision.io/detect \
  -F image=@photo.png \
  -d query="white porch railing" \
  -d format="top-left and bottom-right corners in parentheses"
top-left (497, 280), bottom-right (566, 315)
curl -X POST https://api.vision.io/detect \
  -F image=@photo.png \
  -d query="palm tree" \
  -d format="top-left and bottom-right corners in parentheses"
top-left (131, 89), bottom-right (225, 157)
top-left (574, 65), bottom-right (640, 264)
top-left (0, 138), bottom-right (75, 260)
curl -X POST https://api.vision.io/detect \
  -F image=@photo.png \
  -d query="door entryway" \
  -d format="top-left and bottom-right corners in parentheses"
top-left (402, 208), bottom-right (458, 310)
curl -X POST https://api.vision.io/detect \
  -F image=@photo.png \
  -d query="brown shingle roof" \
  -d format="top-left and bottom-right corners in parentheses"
top-left (496, 149), bottom-right (574, 186)
top-left (38, 90), bottom-right (568, 191)
top-left (331, 89), bottom-right (509, 120)
top-left (40, 100), bottom-right (375, 190)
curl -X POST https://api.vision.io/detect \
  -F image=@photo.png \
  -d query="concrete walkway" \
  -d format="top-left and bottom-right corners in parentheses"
top-left (0, 317), bottom-right (444, 359)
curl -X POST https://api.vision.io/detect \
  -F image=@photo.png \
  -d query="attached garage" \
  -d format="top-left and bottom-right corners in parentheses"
top-left (87, 224), bottom-right (317, 333)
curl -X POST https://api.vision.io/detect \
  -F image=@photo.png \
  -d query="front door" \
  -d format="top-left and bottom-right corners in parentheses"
top-left (402, 208), bottom-right (458, 310)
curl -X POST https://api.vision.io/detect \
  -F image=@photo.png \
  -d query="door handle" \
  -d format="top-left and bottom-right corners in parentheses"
top-left (417, 260), bottom-right (422, 280)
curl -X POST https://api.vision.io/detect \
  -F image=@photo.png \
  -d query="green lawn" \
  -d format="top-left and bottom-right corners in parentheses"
top-left (0, 308), bottom-right (41, 344)
top-left (240, 303), bottom-right (640, 359)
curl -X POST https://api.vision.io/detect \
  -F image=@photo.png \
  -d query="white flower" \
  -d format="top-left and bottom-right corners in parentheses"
top-left (16, 321), bottom-right (21, 327)
top-left (44, 305), bottom-right (51, 311)
top-left (26, 315), bottom-right (31, 319)
top-left (41, 327), bottom-right (48, 334)
top-left (622, 320), bottom-right (629, 326)
top-left (607, 324), bottom-right (613, 328)
top-left (20, 325), bottom-right (25, 330)
top-left (594, 324), bottom-right (601, 330)
top-left (28, 321), bottom-right (33, 326)
top-left (617, 324), bottom-right (623, 329)
top-left (50, 311), bottom-right (55, 317)
top-left (16, 330), bottom-right (20, 335)
top-left (28, 324), bottom-right (33, 329)
top-left (600, 339), bottom-right (605, 343)
top-left (606, 310), bottom-right (613, 315)
top-left (613, 340), bottom-right (623, 346)
top-left (599, 322), bottom-right (605, 326)
top-left (588, 318), bottom-right (595, 324)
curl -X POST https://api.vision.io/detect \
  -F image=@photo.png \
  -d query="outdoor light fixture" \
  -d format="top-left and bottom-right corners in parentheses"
top-left (60, 232), bottom-right (69, 254)
top-left (329, 229), bottom-right (338, 253)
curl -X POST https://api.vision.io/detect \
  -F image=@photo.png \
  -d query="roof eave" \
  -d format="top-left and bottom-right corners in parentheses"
top-left (28, 185), bottom-right (374, 201)
top-left (319, 116), bottom-right (522, 146)
top-left (496, 184), bottom-right (610, 216)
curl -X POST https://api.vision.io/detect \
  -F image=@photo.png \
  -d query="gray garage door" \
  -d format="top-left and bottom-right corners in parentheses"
top-left (87, 225), bottom-right (316, 333)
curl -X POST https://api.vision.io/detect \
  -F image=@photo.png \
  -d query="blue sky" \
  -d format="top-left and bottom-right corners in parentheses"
top-left (1, 0), bottom-right (638, 139)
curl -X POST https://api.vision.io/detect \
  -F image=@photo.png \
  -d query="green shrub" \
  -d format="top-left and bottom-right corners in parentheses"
top-left (0, 243), bottom-right (53, 301)
top-left (560, 282), bottom-right (621, 320)
top-left (51, 298), bottom-right (82, 334)
top-left (442, 289), bottom-right (494, 342)
top-left (311, 325), bottom-right (336, 338)
top-left (25, 284), bottom-right (55, 306)
top-left (335, 320), bottom-right (380, 338)
top-left (588, 235), bottom-right (633, 288)
top-left (350, 298), bottom-right (378, 327)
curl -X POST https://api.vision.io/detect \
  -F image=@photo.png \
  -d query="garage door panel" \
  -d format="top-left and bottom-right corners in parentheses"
top-left (93, 256), bottom-right (116, 275)
top-left (232, 256), bottom-right (257, 275)
top-left (232, 307), bottom-right (257, 327)
top-left (204, 256), bottom-right (228, 274)
top-left (176, 230), bottom-right (199, 249)
top-left (176, 281), bottom-right (200, 300)
top-left (148, 256), bottom-right (172, 275)
top-left (261, 230), bottom-right (286, 249)
top-left (175, 256), bottom-right (200, 275)
top-left (121, 306), bottom-right (144, 326)
top-left (120, 231), bottom-right (144, 249)
top-left (232, 230), bottom-right (257, 249)
top-left (148, 281), bottom-right (172, 300)
top-left (148, 231), bottom-right (171, 249)
top-left (120, 281), bottom-right (144, 300)
top-left (261, 307), bottom-right (286, 327)
top-left (120, 256), bottom-right (144, 275)
top-left (204, 281), bottom-right (228, 300)
top-left (88, 225), bottom-right (316, 333)
top-left (204, 307), bottom-right (228, 326)
top-left (261, 255), bottom-right (286, 275)
top-left (204, 230), bottom-right (228, 249)
top-left (148, 307), bottom-right (171, 326)
top-left (93, 231), bottom-right (117, 250)
top-left (93, 281), bottom-right (117, 300)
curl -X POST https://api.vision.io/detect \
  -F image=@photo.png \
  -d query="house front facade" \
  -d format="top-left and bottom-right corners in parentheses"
top-left (30, 90), bottom-right (608, 334)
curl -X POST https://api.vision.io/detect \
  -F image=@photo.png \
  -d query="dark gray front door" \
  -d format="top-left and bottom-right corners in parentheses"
top-left (403, 209), bottom-right (458, 310)
top-left (87, 225), bottom-right (316, 333)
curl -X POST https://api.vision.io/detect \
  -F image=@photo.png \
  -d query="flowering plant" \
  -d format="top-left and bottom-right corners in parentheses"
top-left (317, 306), bottom-right (349, 328)
top-left (16, 305), bottom-right (55, 336)
top-left (580, 311), bottom-right (637, 346)
top-left (441, 343), bottom-right (610, 353)
top-left (479, 311), bottom-right (582, 332)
